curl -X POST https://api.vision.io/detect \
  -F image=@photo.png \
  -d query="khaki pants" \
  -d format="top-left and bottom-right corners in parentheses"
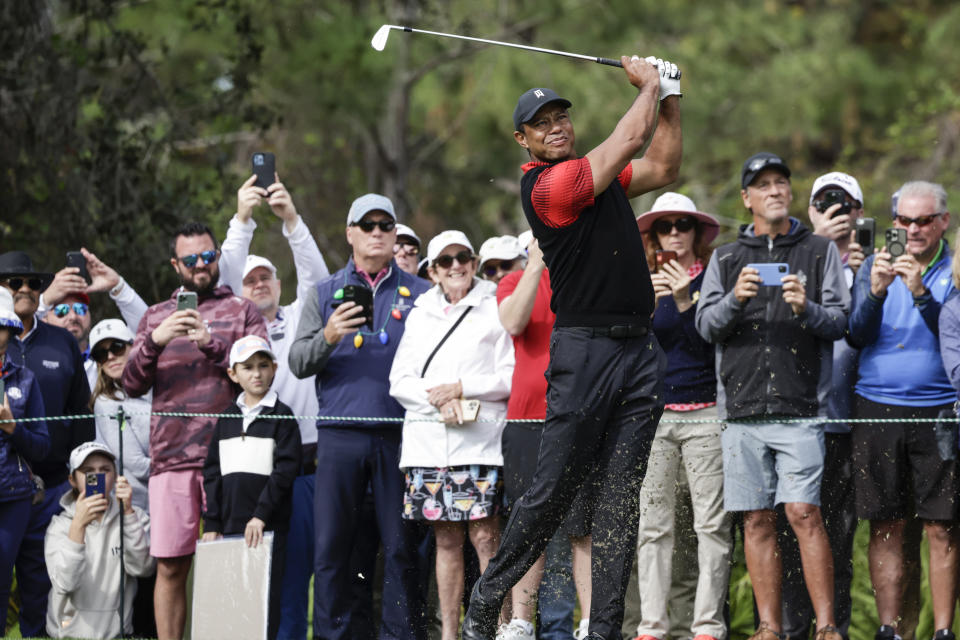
top-left (634, 406), bottom-right (732, 640)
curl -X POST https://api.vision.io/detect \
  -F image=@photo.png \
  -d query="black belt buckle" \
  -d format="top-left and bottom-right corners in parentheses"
top-left (609, 324), bottom-right (630, 338)
top-left (601, 323), bottom-right (647, 339)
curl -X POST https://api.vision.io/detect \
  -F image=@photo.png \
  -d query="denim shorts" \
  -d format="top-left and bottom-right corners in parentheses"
top-left (721, 418), bottom-right (824, 511)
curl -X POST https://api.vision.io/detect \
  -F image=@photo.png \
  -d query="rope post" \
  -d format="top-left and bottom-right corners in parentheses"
top-left (115, 407), bottom-right (127, 639)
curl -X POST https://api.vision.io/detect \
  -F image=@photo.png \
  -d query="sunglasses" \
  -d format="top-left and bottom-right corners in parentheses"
top-left (894, 213), bottom-right (944, 228)
top-left (747, 155), bottom-right (784, 172)
top-left (91, 340), bottom-right (130, 364)
top-left (3, 277), bottom-right (44, 291)
top-left (177, 250), bottom-right (219, 268)
top-left (482, 260), bottom-right (516, 277)
top-left (352, 219), bottom-right (396, 233)
top-left (651, 216), bottom-right (697, 235)
top-left (433, 250), bottom-right (474, 269)
top-left (53, 302), bottom-right (88, 318)
top-left (394, 243), bottom-right (419, 257)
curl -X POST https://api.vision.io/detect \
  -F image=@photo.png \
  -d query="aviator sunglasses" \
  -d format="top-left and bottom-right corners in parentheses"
top-left (894, 213), bottom-right (944, 228)
top-left (177, 250), bottom-right (219, 268)
top-left (394, 242), bottom-right (419, 257)
top-left (352, 219), bottom-right (396, 233)
top-left (53, 302), bottom-right (88, 318)
top-left (433, 250), bottom-right (474, 269)
top-left (3, 277), bottom-right (44, 291)
top-left (91, 340), bottom-right (130, 364)
top-left (652, 216), bottom-right (697, 235)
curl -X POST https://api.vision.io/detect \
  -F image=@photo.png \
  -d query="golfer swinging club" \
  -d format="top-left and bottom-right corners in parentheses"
top-left (462, 55), bottom-right (682, 640)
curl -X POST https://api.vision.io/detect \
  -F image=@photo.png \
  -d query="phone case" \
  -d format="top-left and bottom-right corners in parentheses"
top-left (85, 472), bottom-right (106, 497)
top-left (177, 292), bottom-right (198, 311)
top-left (746, 263), bottom-right (790, 286)
top-left (66, 251), bottom-right (91, 284)
top-left (252, 152), bottom-right (276, 191)
top-left (459, 399), bottom-right (480, 423)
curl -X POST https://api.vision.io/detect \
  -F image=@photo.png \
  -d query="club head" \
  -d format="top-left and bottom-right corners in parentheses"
top-left (371, 24), bottom-right (392, 51)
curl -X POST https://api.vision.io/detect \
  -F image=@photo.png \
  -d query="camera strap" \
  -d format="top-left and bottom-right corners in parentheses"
top-left (421, 307), bottom-right (472, 377)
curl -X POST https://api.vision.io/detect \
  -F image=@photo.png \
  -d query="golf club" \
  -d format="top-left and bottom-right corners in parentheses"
top-left (372, 24), bottom-right (624, 68)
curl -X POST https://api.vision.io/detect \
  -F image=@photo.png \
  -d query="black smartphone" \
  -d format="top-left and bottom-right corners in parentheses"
top-left (252, 152), bottom-right (276, 192)
top-left (66, 251), bottom-right (91, 285)
top-left (655, 250), bottom-right (678, 271)
top-left (855, 218), bottom-right (875, 257)
top-left (176, 291), bottom-right (198, 311)
top-left (85, 472), bottom-right (106, 497)
top-left (885, 227), bottom-right (907, 258)
top-left (332, 285), bottom-right (374, 329)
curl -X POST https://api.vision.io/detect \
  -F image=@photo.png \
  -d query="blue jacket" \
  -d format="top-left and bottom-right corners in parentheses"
top-left (849, 241), bottom-right (955, 406)
top-left (6, 321), bottom-right (94, 486)
top-left (289, 259), bottom-right (431, 430)
top-left (1, 358), bottom-right (51, 502)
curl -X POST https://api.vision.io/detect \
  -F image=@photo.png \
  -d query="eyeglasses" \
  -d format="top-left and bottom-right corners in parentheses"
top-left (433, 250), bottom-right (474, 269)
top-left (352, 219), bottom-right (396, 233)
top-left (53, 302), bottom-right (88, 318)
top-left (91, 340), bottom-right (129, 364)
top-left (651, 216), bottom-right (697, 235)
top-left (177, 250), bottom-right (219, 268)
top-left (2, 277), bottom-right (44, 291)
top-left (894, 213), bottom-right (944, 228)
top-left (482, 260), bottom-right (516, 277)
top-left (394, 243), bottom-right (419, 257)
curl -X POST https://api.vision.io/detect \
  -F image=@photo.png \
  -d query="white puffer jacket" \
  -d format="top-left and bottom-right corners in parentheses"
top-left (390, 279), bottom-right (514, 468)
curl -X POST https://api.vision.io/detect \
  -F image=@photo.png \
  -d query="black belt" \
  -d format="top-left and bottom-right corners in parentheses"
top-left (301, 443), bottom-right (318, 476)
top-left (587, 323), bottom-right (649, 339)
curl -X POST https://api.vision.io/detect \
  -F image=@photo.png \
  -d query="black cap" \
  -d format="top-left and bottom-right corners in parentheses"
top-left (513, 88), bottom-right (572, 131)
top-left (741, 152), bottom-right (791, 189)
top-left (0, 251), bottom-right (53, 290)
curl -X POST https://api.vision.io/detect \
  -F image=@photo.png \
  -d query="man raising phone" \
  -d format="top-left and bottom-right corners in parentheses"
top-left (122, 222), bottom-right (267, 640)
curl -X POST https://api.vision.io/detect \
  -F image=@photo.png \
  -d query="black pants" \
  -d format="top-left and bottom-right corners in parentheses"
top-left (778, 432), bottom-right (856, 640)
top-left (475, 327), bottom-right (665, 640)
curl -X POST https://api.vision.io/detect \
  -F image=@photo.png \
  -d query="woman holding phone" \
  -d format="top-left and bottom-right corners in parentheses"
top-left (629, 193), bottom-right (730, 640)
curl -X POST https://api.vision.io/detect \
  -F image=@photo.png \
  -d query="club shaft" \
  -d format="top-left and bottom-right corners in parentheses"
top-left (396, 26), bottom-right (623, 67)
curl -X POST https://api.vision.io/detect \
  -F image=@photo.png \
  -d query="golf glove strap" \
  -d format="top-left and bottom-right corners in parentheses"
top-left (645, 56), bottom-right (682, 100)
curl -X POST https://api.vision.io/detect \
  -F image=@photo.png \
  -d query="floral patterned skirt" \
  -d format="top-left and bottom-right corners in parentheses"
top-left (402, 465), bottom-right (504, 522)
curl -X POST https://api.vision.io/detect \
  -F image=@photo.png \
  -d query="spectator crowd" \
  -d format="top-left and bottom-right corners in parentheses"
top-left (1, 91), bottom-right (958, 640)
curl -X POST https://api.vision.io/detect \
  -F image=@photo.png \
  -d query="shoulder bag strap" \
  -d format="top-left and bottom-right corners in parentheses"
top-left (421, 306), bottom-right (472, 378)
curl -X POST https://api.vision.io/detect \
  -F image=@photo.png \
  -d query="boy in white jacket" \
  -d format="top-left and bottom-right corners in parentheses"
top-left (45, 441), bottom-right (154, 639)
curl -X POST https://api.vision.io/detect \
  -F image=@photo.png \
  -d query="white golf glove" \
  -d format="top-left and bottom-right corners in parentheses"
top-left (645, 56), bottom-right (682, 101)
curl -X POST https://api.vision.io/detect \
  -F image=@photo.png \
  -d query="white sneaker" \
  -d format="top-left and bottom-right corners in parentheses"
top-left (496, 619), bottom-right (536, 640)
top-left (574, 618), bottom-right (590, 640)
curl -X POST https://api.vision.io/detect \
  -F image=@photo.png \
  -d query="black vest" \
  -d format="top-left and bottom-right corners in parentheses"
top-left (520, 162), bottom-right (654, 327)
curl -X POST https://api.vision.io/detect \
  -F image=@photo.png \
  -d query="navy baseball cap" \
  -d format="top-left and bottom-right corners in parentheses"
top-left (741, 152), bottom-right (791, 189)
top-left (513, 88), bottom-right (572, 131)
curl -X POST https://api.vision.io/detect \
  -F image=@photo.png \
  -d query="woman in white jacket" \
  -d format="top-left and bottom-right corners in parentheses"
top-left (88, 319), bottom-right (151, 512)
top-left (45, 441), bottom-right (154, 639)
top-left (390, 230), bottom-right (514, 640)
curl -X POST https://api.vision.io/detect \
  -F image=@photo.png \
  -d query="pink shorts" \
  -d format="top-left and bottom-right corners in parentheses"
top-left (149, 469), bottom-right (206, 558)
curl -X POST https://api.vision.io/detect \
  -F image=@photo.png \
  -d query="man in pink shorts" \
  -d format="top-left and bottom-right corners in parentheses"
top-left (123, 222), bottom-right (267, 639)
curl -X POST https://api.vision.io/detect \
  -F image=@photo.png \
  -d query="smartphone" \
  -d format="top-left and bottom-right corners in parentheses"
top-left (66, 251), bottom-right (91, 285)
top-left (176, 291), bottom-right (198, 311)
top-left (746, 262), bottom-right (790, 286)
top-left (885, 227), bottom-right (907, 258)
top-left (855, 218), bottom-right (876, 257)
top-left (331, 284), bottom-right (374, 329)
top-left (0, 378), bottom-right (5, 400)
top-left (85, 472), bottom-right (106, 497)
top-left (251, 152), bottom-right (276, 192)
top-left (655, 250), bottom-right (678, 270)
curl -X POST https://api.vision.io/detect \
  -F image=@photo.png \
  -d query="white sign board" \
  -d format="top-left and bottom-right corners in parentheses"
top-left (190, 533), bottom-right (273, 640)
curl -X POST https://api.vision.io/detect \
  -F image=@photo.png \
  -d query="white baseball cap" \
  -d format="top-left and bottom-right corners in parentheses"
top-left (478, 235), bottom-right (523, 267)
top-left (395, 223), bottom-right (420, 246)
top-left (810, 172), bottom-right (863, 205)
top-left (347, 193), bottom-right (396, 225)
top-left (0, 287), bottom-right (23, 332)
top-left (69, 441), bottom-right (116, 475)
top-left (228, 335), bottom-right (277, 368)
top-left (427, 230), bottom-right (475, 263)
top-left (243, 255), bottom-right (278, 280)
top-left (89, 319), bottom-right (133, 350)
